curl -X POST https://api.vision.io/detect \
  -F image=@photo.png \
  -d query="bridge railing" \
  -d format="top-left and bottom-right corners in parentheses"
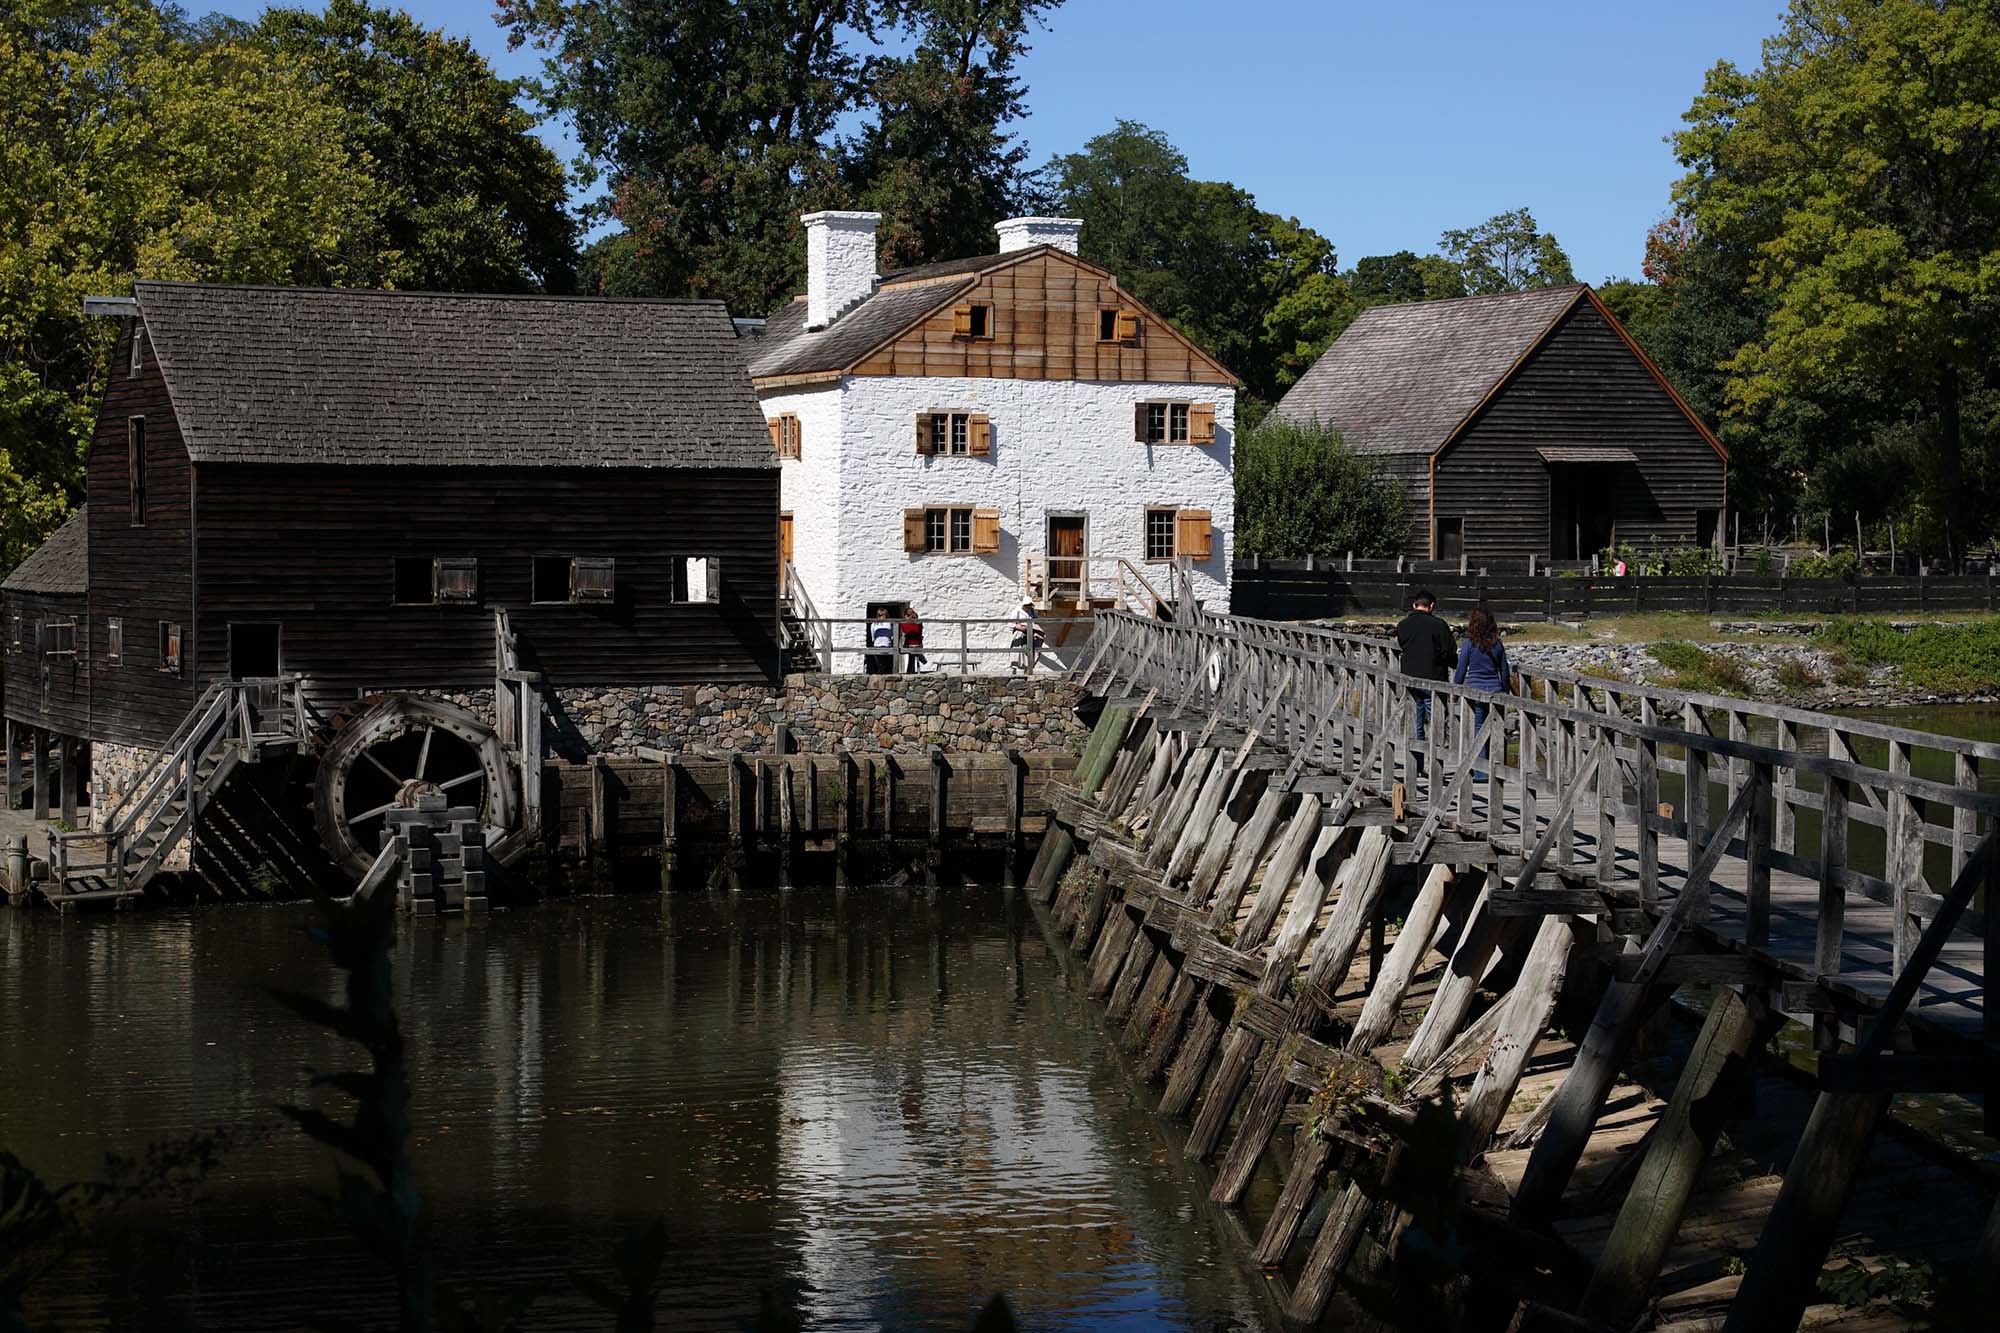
top-left (1076, 609), bottom-right (1997, 1055)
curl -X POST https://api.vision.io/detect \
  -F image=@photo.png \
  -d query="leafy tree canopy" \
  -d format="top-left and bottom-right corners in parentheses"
top-left (257, 0), bottom-right (577, 293)
top-left (1672, 0), bottom-right (2000, 537)
top-left (1437, 207), bottom-right (1575, 295)
top-left (0, 0), bottom-right (389, 570)
top-left (1235, 420), bottom-right (1406, 558)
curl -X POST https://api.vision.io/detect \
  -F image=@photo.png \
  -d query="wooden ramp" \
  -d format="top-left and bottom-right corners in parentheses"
top-left (1025, 610), bottom-right (2000, 1331)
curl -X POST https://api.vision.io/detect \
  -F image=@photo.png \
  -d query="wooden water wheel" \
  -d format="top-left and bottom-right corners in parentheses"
top-left (313, 695), bottom-right (516, 880)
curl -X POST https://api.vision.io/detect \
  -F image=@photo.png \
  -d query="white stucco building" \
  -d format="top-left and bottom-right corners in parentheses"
top-left (746, 212), bottom-right (1237, 669)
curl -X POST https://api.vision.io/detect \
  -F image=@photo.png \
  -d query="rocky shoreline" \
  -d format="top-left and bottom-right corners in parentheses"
top-left (1327, 620), bottom-right (1999, 711)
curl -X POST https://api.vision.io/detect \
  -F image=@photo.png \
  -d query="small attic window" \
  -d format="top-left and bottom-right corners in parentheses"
top-left (1099, 309), bottom-right (1119, 342)
top-left (130, 325), bottom-right (145, 375)
top-left (951, 303), bottom-right (993, 340)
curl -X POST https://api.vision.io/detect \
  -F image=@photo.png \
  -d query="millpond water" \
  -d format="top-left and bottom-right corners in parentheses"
top-left (1, 887), bottom-right (1266, 1331)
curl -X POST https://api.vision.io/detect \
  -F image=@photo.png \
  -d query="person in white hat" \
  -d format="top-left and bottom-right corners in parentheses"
top-left (1010, 599), bottom-right (1044, 675)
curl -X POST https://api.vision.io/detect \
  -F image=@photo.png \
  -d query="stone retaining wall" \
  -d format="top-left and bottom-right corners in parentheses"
top-left (87, 740), bottom-right (191, 869)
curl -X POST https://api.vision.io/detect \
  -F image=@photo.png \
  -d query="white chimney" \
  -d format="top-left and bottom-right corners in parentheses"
top-left (994, 216), bottom-right (1083, 255)
top-left (802, 210), bottom-right (881, 329)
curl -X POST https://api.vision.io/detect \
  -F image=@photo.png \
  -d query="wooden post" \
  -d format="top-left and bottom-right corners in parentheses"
top-left (1721, 1092), bottom-right (1889, 1333)
top-left (660, 753), bottom-right (680, 893)
top-left (1027, 704), bottom-right (1134, 905)
top-left (726, 751), bottom-right (746, 893)
top-left (57, 735), bottom-right (75, 826)
top-left (927, 746), bottom-right (946, 889)
top-left (836, 751), bottom-right (855, 889)
top-left (521, 678), bottom-right (544, 839)
top-left (1459, 913), bottom-right (1576, 1158)
top-left (1581, 989), bottom-right (1769, 1323)
top-left (1816, 773), bottom-right (1850, 1051)
top-left (31, 728), bottom-right (48, 822)
top-left (1004, 747), bottom-right (1024, 888)
top-left (3, 718), bottom-right (15, 812)
top-left (779, 763), bottom-right (797, 889)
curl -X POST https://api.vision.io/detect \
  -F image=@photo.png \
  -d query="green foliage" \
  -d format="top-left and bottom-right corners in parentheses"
top-left (1671, 0), bottom-right (2000, 538)
top-left (0, 0), bottom-right (391, 574)
top-left (1437, 207), bottom-right (1575, 295)
top-left (1817, 1257), bottom-right (1933, 1312)
top-left (1033, 121), bottom-right (1344, 402)
top-left (1595, 277), bottom-right (1670, 342)
top-left (1649, 640), bottom-right (1753, 694)
top-left (1817, 618), bottom-right (2000, 691)
top-left (1349, 250), bottom-right (1463, 305)
top-left (1234, 420), bottom-right (1405, 559)
top-left (1789, 549), bottom-right (1859, 580)
top-left (1775, 658), bottom-right (1822, 691)
top-left (257, 0), bottom-right (577, 293)
top-left (1601, 542), bottom-right (1721, 576)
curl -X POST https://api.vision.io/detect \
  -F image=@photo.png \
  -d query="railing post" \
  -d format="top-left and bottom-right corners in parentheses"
top-left (1815, 772), bottom-right (1851, 1052)
top-left (1746, 762), bottom-right (1774, 948)
top-left (1637, 727), bottom-right (1660, 907)
top-left (1886, 739), bottom-right (1923, 974)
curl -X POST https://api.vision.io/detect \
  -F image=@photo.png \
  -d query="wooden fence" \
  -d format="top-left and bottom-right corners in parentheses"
top-left (1231, 559), bottom-right (1999, 621)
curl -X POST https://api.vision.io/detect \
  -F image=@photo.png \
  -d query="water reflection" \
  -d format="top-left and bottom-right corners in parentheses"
top-left (0, 891), bottom-right (1260, 1331)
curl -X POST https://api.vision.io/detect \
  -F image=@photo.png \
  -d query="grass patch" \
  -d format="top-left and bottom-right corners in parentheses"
top-left (1816, 619), bottom-right (2000, 692)
top-left (1649, 640), bottom-right (1754, 694)
top-left (1775, 659), bottom-right (1823, 691)
top-left (1831, 661), bottom-right (1871, 688)
top-left (1575, 657), bottom-right (1627, 682)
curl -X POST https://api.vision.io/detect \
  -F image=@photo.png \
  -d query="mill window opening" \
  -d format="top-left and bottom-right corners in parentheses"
top-left (671, 557), bottom-right (720, 603)
top-left (158, 621), bottom-right (182, 675)
top-left (107, 617), bottom-right (123, 665)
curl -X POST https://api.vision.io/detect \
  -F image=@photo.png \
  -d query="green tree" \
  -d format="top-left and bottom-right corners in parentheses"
top-left (258, 0), bottom-right (577, 293)
top-left (499, 0), bottom-right (878, 312)
top-left (1235, 420), bottom-right (1406, 558)
top-left (846, 0), bottom-right (1059, 271)
top-left (0, 0), bottom-right (386, 572)
top-left (1673, 0), bottom-right (2000, 538)
top-left (1349, 250), bottom-right (1464, 305)
top-left (1438, 207), bottom-right (1575, 295)
top-left (1595, 277), bottom-right (1670, 343)
top-left (1034, 121), bottom-right (1341, 402)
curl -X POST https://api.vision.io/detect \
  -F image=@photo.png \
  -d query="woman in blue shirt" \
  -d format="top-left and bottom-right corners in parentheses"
top-left (1452, 607), bottom-right (1513, 781)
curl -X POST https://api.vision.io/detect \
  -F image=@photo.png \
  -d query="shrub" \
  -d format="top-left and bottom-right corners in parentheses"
top-left (1832, 661), bottom-right (1871, 688)
top-left (1791, 549), bottom-right (1859, 580)
top-left (1648, 639), bottom-right (1752, 694)
top-left (1816, 619), bottom-right (2000, 692)
top-left (1600, 542), bottom-right (1720, 576)
top-left (1235, 420), bottom-right (1406, 558)
top-left (1775, 659), bottom-right (1823, 691)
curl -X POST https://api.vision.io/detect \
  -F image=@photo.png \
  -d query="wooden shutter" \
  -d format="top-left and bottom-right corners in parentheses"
top-left (972, 508), bottom-right (1001, 553)
top-left (768, 418), bottom-right (783, 453)
top-left (1189, 402), bottom-right (1216, 444)
top-left (903, 508), bottom-right (928, 552)
top-left (969, 414), bottom-right (992, 456)
top-left (434, 557), bottom-right (479, 602)
top-left (1115, 311), bottom-right (1141, 341)
top-left (1133, 402), bottom-right (1151, 442)
top-left (1175, 510), bottom-right (1213, 560)
top-left (951, 305), bottom-right (974, 336)
top-left (572, 557), bottom-right (615, 601)
top-left (788, 416), bottom-right (801, 459)
top-left (915, 412), bottom-right (933, 455)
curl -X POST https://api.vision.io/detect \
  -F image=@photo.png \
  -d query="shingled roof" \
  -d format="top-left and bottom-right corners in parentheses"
top-left (3, 508), bottom-right (87, 595)
top-left (1271, 285), bottom-right (1589, 455)
top-left (745, 280), bottom-right (976, 379)
top-left (133, 282), bottom-right (776, 469)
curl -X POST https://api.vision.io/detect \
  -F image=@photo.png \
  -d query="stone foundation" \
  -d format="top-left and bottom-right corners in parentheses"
top-left (540, 673), bottom-right (1086, 760)
top-left (87, 740), bottom-right (191, 869)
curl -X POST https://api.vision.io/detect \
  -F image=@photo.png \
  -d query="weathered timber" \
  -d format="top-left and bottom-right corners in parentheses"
top-left (1347, 864), bottom-right (1458, 1054)
top-left (1460, 914), bottom-right (1577, 1160)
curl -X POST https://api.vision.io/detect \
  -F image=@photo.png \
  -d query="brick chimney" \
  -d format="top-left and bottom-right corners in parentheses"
top-left (994, 216), bottom-right (1083, 255)
top-left (802, 210), bottom-right (881, 330)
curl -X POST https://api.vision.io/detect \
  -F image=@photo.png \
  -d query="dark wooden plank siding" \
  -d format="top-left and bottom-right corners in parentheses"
top-left (192, 463), bottom-right (780, 714)
top-left (86, 318), bottom-right (197, 747)
top-left (1372, 453), bottom-right (1433, 558)
top-left (0, 591), bottom-right (92, 736)
top-left (1432, 301), bottom-right (1724, 559)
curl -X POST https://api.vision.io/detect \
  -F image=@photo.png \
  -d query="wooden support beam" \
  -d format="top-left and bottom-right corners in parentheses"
top-left (1460, 913), bottom-right (1577, 1159)
top-left (56, 735), bottom-right (75, 826)
top-left (1028, 704), bottom-right (1134, 906)
top-left (779, 763), bottom-right (797, 889)
top-left (31, 728), bottom-right (48, 822)
top-left (836, 751), bottom-right (855, 889)
top-left (1578, 988), bottom-right (1768, 1323)
top-left (1252, 1127), bottom-right (1333, 1265)
top-left (1400, 874), bottom-right (1507, 1071)
top-left (1347, 864), bottom-right (1458, 1055)
top-left (927, 746), bottom-right (946, 889)
top-left (660, 753), bottom-right (679, 892)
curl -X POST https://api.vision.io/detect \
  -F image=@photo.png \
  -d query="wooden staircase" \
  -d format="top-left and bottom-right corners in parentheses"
top-left (46, 677), bottom-right (310, 905)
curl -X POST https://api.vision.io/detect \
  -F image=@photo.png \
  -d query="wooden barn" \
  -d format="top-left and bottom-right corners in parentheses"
top-left (1270, 284), bottom-right (1726, 561)
top-left (2, 282), bottom-right (779, 887)
top-left (1, 509), bottom-right (90, 816)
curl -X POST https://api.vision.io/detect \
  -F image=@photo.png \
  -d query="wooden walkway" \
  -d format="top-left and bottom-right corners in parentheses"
top-left (1023, 609), bottom-right (2000, 1331)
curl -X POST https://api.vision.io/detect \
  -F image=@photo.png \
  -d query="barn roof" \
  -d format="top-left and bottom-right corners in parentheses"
top-left (1270, 285), bottom-right (1588, 455)
top-left (133, 282), bottom-right (776, 469)
top-left (3, 508), bottom-right (87, 595)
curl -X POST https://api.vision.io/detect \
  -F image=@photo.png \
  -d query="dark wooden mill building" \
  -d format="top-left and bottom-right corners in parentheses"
top-left (1270, 284), bottom-right (1726, 561)
top-left (2, 281), bottom-right (779, 898)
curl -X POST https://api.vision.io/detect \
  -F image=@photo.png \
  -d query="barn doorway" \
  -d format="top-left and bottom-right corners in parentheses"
top-left (1548, 465), bottom-right (1616, 559)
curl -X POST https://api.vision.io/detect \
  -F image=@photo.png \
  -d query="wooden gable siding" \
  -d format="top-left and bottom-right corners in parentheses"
top-left (86, 318), bottom-right (198, 747)
top-left (191, 463), bottom-right (781, 713)
top-left (1372, 453), bottom-right (1434, 559)
top-left (1430, 301), bottom-right (1723, 558)
top-left (850, 252), bottom-right (1234, 384)
top-left (1, 590), bottom-right (91, 737)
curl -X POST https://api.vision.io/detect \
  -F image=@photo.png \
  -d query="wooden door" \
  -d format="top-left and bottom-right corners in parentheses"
top-left (779, 512), bottom-right (794, 566)
top-left (1047, 514), bottom-right (1086, 601)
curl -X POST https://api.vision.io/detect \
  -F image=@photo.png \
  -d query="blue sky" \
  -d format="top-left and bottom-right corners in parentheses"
top-left (205, 0), bottom-right (1778, 282)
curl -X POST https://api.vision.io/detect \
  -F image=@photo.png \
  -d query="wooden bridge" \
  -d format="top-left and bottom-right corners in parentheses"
top-left (1031, 608), bottom-right (1999, 1330)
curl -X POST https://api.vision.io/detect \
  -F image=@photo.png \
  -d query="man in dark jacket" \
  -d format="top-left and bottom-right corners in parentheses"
top-left (1394, 591), bottom-right (1455, 775)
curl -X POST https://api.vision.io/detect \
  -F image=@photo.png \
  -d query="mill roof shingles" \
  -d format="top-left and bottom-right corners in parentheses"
top-left (1270, 285), bottom-right (1587, 455)
top-left (3, 507), bottom-right (87, 595)
top-left (745, 280), bottom-right (975, 380)
top-left (133, 281), bottom-right (776, 469)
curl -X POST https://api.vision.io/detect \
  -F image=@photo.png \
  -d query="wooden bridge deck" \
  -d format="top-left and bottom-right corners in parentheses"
top-left (1023, 609), bottom-right (2000, 1332)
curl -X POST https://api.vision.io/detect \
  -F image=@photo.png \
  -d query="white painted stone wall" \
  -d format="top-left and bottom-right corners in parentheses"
top-left (764, 382), bottom-right (847, 620)
top-left (818, 375), bottom-right (1232, 667)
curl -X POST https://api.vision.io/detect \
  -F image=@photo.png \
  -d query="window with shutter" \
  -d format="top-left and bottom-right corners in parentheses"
top-left (951, 305), bottom-right (973, 336)
top-left (434, 558), bottom-right (480, 603)
top-left (44, 620), bottom-right (76, 657)
top-left (1175, 509), bottom-right (1214, 561)
top-left (1115, 311), bottom-right (1141, 341)
top-left (972, 508), bottom-right (1000, 553)
top-left (1144, 508), bottom-right (1177, 562)
top-left (159, 621), bottom-right (183, 675)
top-left (904, 508), bottom-right (928, 551)
top-left (1137, 402), bottom-right (1195, 444)
top-left (393, 557), bottom-right (434, 604)
top-left (912, 506), bottom-right (979, 554)
top-left (1189, 402), bottom-right (1216, 444)
top-left (768, 418), bottom-right (783, 453)
top-left (671, 557), bottom-right (720, 603)
top-left (1098, 309), bottom-right (1121, 342)
top-left (107, 617), bottom-right (123, 665)
top-left (769, 414), bottom-right (802, 459)
top-left (968, 414), bottom-right (991, 456)
top-left (952, 304), bottom-right (992, 339)
top-left (572, 557), bottom-right (615, 602)
top-left (1133, 402), bottom-right (1151, 442)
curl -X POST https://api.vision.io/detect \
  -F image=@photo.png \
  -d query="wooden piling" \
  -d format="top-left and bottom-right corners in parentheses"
top-left (660, 752), bottom-right (680, 892)
top-left (31, 728), bottom-right (48, 822)
top-left (927, 747), bottom-right (946, 888)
